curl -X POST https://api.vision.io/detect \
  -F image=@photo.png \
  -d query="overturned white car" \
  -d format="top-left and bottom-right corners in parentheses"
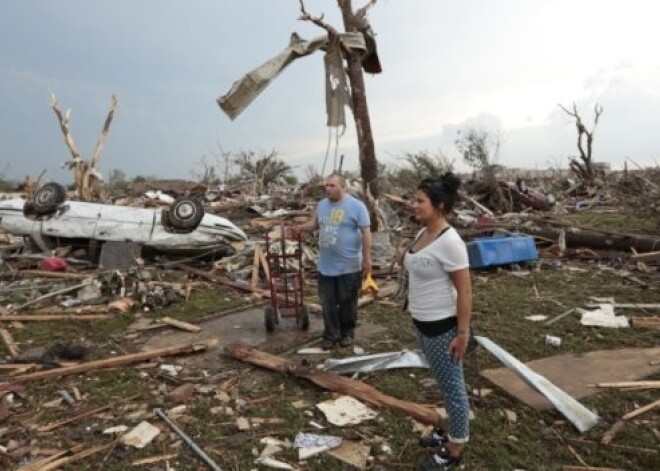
top-left (0, 183), bottom-right (248, 255)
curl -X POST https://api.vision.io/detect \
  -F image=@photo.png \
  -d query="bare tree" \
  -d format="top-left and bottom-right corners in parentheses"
top-left (299, 0), bottom-right (381, 229)
top-left (456, 127), bottom-right (510, 213)
top-left (233, 150), bottom-right (296, 193)
top-left (558, 102), bottom-right (603, 183)
top-left (49, 91), bottom-right (118, 200)
top-left (190, 156), bottom-right (220, 187)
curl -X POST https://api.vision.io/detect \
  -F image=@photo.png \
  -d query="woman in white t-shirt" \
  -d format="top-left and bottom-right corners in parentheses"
top-left (402, 172), bottom-right (472, 471)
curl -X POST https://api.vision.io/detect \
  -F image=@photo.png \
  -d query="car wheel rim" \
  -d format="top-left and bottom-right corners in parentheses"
top-left (37, 188), bottom-right (54, 204)
top-left (175, 202), bottom-right (196, 220)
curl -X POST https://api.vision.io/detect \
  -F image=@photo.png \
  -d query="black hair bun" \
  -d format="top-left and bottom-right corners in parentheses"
top-left (440, 172), bottom-right (461, 194)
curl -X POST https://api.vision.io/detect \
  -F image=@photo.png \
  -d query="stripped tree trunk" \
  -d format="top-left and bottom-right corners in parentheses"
top-left (48, 91), bottom-right (118, 200)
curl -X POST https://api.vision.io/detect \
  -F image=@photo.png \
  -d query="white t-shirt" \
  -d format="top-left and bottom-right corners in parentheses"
top-left (403, 227), bottom-right (469, 322)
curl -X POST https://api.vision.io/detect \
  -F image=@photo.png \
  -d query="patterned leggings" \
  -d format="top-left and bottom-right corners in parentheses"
top-left (417, 327), bottom-right (470, 443)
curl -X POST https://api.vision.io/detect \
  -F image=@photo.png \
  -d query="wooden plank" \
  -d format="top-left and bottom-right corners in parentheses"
top-left (251, 245), bottom-right (261, 289)
top-left (38, 444), bottom-right (111, 471)
top-left (160, 317), bottom-right (201, 333)
top-left (226, 343), bottom-right (441, 426)
top-left (0, 342), bottom-right (208, 387)
top-left (257, 244), bottom-right (270, 282)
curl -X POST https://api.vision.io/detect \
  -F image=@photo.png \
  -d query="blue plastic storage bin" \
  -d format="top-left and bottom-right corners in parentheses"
top-left (466, 234), bottom-right (538, 268)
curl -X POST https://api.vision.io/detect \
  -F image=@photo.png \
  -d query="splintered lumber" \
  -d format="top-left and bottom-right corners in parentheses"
top-left (562, 438), bottom-right (657, 455)
top-left (161, 317), bottom-right (201, 333)
top-left (600, 419), bottom-right (625, 445)
top-left (630, 250), bottom-right (660, 263)
top-left (37, 404), bottom-right (112, 432)
top-left (251, 245), bottom-right (261, 289)
top-left (621, 398), bottom-right (660, 420)
top-left (132, 454), bottom-right (179, 466)
top-left (0, 314), bottom-right (113, 322)
top-left (175, 263), bottom-right (267, 296)
top-left (592, 381), bottom-right (660, 389)
top-left (1, 342), bottom-right (208, 386)
top-left (9, 281), bottom-right (91, 312)
top-left (225, 343), bottom-right (440, 426)
top-left (19, 270), bottom-right (90, 279)
top-left (15, 446), bottom-right (84, 471)
top-left (562, 467), bottom-right (625, 471)
top-left (37, 444), bottom-right (111, 471)
top-left (0, 328), bottom-right (19, 357)
top-left (631, 317), bottom-right (660, 330)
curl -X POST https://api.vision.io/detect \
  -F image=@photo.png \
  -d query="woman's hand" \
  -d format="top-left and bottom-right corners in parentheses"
top-left (447, 334), bottom-right (469, 364)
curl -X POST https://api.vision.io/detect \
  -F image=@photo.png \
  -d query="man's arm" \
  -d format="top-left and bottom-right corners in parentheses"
top-left (293, 207), bottom-right (319, 234)
top-left (361, 226), bottom-right (372, 276)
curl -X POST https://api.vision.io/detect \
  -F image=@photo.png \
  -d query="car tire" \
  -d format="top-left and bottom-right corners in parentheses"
top-left (32, 182), bottom-right (66, 215)
top-left (167, 197), bottom-right (204, 230)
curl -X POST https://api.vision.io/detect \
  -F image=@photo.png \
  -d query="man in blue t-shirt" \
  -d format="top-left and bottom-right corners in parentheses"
top-left (295, 173), bottom-right (371, 349)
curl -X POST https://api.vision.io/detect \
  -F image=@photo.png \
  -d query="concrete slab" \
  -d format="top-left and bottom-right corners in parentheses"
top-left (140, 305), bottom-right (387, 370)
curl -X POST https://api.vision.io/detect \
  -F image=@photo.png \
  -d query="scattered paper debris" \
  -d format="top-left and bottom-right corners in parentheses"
top-left (316, 396), bottom-right (377, 426)
top-left (121, 421), bottom-right (161, 449)
top-left (578, 304), bottom-right (629, 328)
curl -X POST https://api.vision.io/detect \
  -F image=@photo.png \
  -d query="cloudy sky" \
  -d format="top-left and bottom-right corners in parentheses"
top-left (1, 0), bottom-right (659, 184)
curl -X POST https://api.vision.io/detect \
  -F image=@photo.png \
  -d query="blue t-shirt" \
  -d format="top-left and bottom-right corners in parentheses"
top-left (316, 195), bottom-right (370, 276)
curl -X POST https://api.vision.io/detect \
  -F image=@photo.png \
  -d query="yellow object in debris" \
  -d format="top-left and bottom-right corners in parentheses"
top-left (361, 272), bottom-right (379, 296)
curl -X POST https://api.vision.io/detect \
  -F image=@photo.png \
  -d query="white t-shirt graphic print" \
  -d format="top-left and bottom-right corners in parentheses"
top-left (403, 227), bottom-right (469, 322)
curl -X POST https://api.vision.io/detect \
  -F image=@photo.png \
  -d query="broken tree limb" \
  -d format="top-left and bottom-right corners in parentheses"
top-left (225, 343), bottom-right (440, 426)
top-left (521, 226), bottom-right (660, 253)
top-left (1, 342), bottom-right (208, 387)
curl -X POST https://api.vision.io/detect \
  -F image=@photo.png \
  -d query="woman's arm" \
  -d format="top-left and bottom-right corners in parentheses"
top-left (447, 267), bottom-right (472, 362)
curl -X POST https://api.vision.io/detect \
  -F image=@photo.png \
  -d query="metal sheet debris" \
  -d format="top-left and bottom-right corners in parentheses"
top-left (324, 349), bottom-right (428, 375)
top-left (475, 336), bottom-right (600, 433)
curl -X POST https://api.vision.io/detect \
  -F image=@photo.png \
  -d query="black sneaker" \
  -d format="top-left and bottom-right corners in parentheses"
top-left (418, 427), bottom-right (449, 448)
top-left (339, 335), bottom-right (353, 347)
top-left (321, 339), bottom-right (336, 350)
top-left (418, 449), bottom-right (464, 470)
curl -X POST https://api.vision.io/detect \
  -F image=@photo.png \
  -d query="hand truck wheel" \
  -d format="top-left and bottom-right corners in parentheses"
top-left (299, 305), bottom-right (310, 331)
top-left (265, 305), bottom-right (276, 332)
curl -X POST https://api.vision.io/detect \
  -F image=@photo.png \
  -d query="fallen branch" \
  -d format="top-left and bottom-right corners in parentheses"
top-left (226, 343), bottom-right (440, 426)
top-left (1, 342), bottom-right (208, 387)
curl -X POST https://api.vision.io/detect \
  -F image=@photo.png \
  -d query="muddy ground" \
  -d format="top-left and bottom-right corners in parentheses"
top-left (1, 221), bottom-right (659, 470)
